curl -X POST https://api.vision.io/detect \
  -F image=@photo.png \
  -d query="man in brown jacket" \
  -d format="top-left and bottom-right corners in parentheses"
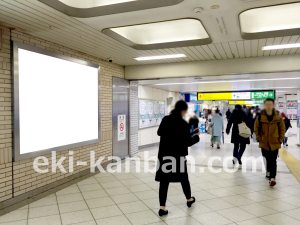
top-left (254, 98), bottom-right (285, 187)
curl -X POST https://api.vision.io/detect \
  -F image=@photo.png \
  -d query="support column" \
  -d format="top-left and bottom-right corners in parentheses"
top-left (129, 81), bottom-right (139, 156)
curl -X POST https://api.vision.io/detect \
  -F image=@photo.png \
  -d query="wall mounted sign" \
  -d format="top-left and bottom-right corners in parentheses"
top-left (287, 100), bottom-right (297, 120)
top-left (139, 99), bottom-right (165, 129)
top-left (118, 115), bottom-right (126, 141)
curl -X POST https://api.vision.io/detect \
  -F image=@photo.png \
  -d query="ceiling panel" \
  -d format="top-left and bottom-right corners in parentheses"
top-left (0, 0), bottom-right (299, 66)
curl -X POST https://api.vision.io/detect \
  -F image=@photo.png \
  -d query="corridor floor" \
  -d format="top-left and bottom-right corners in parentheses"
top-left (0, 134), bottom-right (299, 225)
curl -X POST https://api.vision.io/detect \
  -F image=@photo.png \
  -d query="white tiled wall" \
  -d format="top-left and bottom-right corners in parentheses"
top-left (138, 85), bottom-right (179, 147)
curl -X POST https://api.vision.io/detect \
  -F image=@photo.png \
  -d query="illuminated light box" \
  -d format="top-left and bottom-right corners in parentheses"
top-left (239, 2), bottom-right (300, 39)
top-left (38, 0), bottom-right (184, 18)
top-left (13, 42), bottom-right (100, 161)
top-left (59, 0), bottom-right (138, 8)
top-left (103, 19), bottom-right (211, 50)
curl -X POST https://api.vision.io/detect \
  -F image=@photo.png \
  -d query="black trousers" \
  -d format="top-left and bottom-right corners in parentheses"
top-left (159, 180), bottom-right (191, 206)
top-left (261, 149), bottom-right (279, 179)
top-left (233, 143), bottom-right (246, 159)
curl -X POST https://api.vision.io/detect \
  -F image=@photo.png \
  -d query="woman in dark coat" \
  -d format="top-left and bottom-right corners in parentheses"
top-left (226, 105), bottom-right (251, 165)
top-left (155, 100), bottom-right (199, 216)
top-left (281, 112), bottom-right (292, 147)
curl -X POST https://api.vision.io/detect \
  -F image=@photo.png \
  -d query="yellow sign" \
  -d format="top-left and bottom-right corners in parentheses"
top-left (229, 101), bottom-right (245, 105)
top-left (198, 92), bottom-right (232, 100)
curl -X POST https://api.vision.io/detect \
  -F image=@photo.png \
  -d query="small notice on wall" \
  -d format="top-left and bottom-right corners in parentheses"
top-left (118, 115), bottom-right (126, 141)
top-left (287, 100), bottom-right (297, 120)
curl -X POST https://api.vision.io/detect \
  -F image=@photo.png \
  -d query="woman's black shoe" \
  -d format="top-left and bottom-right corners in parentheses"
top-left (238, 159), bottom-right (242, 165)
top-left (158, 209), bottom-right (168, 216)
top-left (187, 197), bottom-right (196, 207)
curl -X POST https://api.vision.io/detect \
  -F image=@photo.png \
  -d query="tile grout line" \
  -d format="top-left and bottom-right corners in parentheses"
top-left (55, 193), bottom-right (64, 225)
top-left (111, 173), bottom-right (165, 223)
top-left (76, 182), bottom-right (100, 225)
top-left (27, 202), bottom-right (29, 225)
top-left (93, 174), bottom-right (134, 224)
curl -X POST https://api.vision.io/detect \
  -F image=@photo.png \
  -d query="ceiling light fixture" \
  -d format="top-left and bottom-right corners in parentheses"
top-left (239, 3), bottom-right (300, 39)
top-left (154, 77), bottom-right (300, 85)
top-left (262, 43), bottom-right (300, 50)
top-left (135, 54), bottom-right (186, 61)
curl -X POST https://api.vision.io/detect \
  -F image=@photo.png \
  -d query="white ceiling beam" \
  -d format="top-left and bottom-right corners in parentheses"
top-left (125, 54), bottom-right (300, 80)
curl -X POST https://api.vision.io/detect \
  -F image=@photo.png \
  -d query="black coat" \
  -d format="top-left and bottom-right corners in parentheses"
top-left (226, 109), bottom-right (250, 144)
top-left (283, 117), bottom-right (292, 132)
top-left (226, 111), bottom-right (231, 119)
top-left (189, 117), bottom-right (199, 130)
top-left (247, 112), bottom-right (255, 133)
top-left (155, 113), bottom-right (199, 182)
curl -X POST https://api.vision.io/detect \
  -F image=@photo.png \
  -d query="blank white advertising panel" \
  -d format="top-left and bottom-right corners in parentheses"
top-left (14, 43), bottom-right (100, 160)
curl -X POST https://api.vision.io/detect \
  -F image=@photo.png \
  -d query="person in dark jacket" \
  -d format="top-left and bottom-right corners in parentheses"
top-left (189, 110), bottom-right (199, 132)
top-left (155, 100), bottom-right (199, 216)
top-left (281, 112), bottom-right (292, 147)
top-left (226, 105), bottom-right (251, 165)
top-left (247, 108), bottom-right (256, 134)
top-left (226, 109), bottom-right (231, 122)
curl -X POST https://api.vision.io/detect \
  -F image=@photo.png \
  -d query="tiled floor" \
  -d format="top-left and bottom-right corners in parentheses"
top-left (0, 132), bottom-right (299, 225)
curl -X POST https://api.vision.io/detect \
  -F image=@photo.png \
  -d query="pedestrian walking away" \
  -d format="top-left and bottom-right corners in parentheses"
top-left (226, 105), bottom-right (251, 165)
top-left (226, 109), bottom-right (231, 122)
top-left (155, 100), bottom-right (199, 216)
top-left (281, 112), bottom-right (292, 147)
top-left (189, 110), bottom-right (199, 134)
top-left (254, 98), bottom-right (285, 187)
top-left (211, 109), bottom-right (224, 149)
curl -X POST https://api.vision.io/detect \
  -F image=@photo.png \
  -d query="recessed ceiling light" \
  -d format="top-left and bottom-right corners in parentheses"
top-left (239, 3), bottom-right (300, 39)
top-left (262, 43), bottom-right (300, 50)
top-left (154, 77), bottom-right (300, 85)
top-left (59, 0), bottom-right (137, 8)
top-left (135, 54), bottom-right (186, 61)
top-left (103, 19), bottom-right (211, 50)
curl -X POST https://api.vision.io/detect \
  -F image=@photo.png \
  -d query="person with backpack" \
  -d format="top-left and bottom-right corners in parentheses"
top-left (281, 112), bottom-right (292, 147)
top-left (226, 105), bottom-right (251, 165)
top-left (254, 98), bottom-right (285, 187)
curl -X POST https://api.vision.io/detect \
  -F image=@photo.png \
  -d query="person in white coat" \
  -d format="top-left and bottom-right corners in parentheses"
top-left (211, 109), bottom-right (224, 149)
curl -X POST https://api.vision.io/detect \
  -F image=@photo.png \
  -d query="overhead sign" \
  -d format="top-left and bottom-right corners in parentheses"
top-left (118, 115), bottom-right (126, 141)
top-left (190, 94), bottom-right (197, 101)
top-left (229, 101), bottom-right (254, 105)
top-left (184, 94), bottom-right (203, 103)
top-left (198, 90), bottom-right (275, 101)
top-left (229, 101), bottom-right (245, 105)
top-left (251, 91), bottom-right (274, 99)
top-left (232, 92), bottom-right (250, 100)
top-left (198, 92), bottom-right (232, 100)
top-left (198, 92), bottom-right (250, 100)
top-left (254, 100), bottom-right (264, 104)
